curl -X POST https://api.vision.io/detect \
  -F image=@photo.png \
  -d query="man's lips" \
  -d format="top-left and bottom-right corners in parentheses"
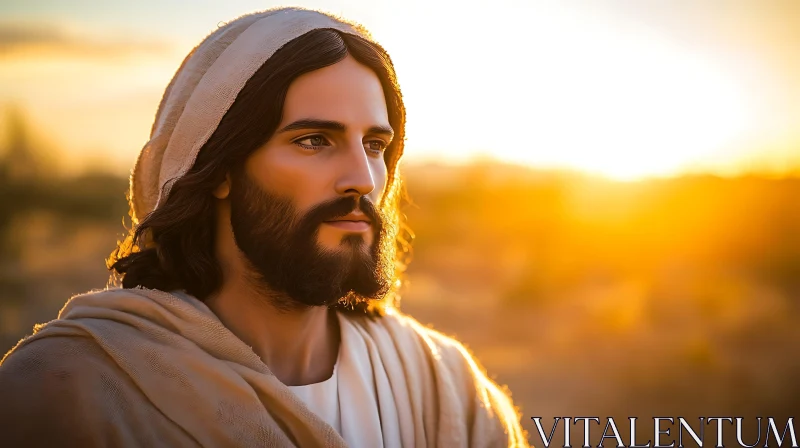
top-left (322, 210), bottom-right (372, 232)
top-left (323, 219), bottom-right (371, 232)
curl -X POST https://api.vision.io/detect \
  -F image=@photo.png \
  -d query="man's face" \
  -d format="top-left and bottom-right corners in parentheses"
top-left (227, 55), bottom-right (394, 308)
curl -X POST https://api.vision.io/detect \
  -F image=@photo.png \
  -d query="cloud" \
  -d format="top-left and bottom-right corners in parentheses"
top-left (0, 21), bottom-right (174, 60)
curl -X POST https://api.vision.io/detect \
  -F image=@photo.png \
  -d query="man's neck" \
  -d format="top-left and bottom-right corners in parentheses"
top-left (205, 280), bottom-right (340, 386)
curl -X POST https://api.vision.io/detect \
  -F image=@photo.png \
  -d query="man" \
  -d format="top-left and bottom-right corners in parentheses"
top-left (0, 7), bottom-right (528, 447)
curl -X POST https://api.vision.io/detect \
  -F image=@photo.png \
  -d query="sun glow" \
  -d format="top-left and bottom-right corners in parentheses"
top-left (377, 3), bottom-right (755, 180)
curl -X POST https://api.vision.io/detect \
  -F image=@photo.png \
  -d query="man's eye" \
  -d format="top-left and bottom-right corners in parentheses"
top-left (295, 135), bottom-right (331, 148)
top-left (365, 140), bottom-right (387, 153)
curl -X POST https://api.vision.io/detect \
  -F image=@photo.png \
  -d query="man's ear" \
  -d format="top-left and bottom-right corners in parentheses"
top-left (213, 173), bottom-right (231, 199)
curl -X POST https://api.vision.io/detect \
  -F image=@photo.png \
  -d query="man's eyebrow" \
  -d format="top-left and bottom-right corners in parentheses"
top-left (367, 125), bottom-right (394, 139)
top-left (277, 119), bottom-right (394, 138)
top-left (278, 119), bottom-right (344, 133)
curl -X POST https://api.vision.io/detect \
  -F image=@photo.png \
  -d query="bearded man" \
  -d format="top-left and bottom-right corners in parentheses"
top-left (0, 8), bottom-right (528, 447)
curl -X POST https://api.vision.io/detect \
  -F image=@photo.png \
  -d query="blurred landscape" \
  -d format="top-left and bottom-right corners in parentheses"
top-left (1, 109), bottom-right (799, 445)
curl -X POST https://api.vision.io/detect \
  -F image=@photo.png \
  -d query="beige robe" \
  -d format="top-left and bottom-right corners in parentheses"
top-left (0, 288), bottom-right (529, 447)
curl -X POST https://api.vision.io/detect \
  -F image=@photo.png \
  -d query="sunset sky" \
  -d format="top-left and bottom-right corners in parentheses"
top-left (1, 0), bottom-right (798, 179)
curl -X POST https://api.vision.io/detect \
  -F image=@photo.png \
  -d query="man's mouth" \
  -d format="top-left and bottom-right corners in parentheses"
top-left (323, 220), bottom-right (371, 231)
top-left (323, 212), bottom-right (372, 232)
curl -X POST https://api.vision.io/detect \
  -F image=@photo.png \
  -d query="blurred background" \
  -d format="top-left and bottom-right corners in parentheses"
top-left (1, 0), bottom-right (799, 445)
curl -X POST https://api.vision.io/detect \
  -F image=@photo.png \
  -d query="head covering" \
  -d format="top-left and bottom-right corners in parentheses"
top-left (129, 7), bottom-right (373, 224)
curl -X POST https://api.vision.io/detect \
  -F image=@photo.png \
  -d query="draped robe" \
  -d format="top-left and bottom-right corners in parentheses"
top-left (0, 288), bottom-right (529, 447)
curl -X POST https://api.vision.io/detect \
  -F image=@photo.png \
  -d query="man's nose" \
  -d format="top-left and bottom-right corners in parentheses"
top-left (334, 141), bottom-right (376, 197)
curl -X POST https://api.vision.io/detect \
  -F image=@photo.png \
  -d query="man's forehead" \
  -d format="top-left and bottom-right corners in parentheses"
top-left (280, 56), bottom-right (389, 126)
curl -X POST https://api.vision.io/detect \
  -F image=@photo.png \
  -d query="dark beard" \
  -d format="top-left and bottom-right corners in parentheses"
top-left (228, 171), bottom-right (392, 310)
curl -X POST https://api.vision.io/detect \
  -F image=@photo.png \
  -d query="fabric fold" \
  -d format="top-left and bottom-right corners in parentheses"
top-left (336, 313), bottom-right (390, 447)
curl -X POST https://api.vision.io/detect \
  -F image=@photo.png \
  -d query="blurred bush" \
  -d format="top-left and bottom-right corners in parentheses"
top-left (400, 162), bottom-right (800, 444)
top-left (0, 108), bottom-right (127, 350)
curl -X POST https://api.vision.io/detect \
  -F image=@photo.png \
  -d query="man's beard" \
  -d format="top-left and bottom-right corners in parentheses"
top-left (228, 171), bottom-right (393, 310)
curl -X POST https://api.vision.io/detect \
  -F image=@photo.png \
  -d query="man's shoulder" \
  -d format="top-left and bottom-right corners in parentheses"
top-left (0, 331), bottom-right (197, 446)
top-left (346, 310), bottom-right (501, 391)
top-left (363, 310), bottom-right (478, 367)
top-left (0, 288), bottom-right (156, 386)
top-left (347, 310), bottom-right (530, 447)
top-left (0, 335), bottom-right (118, 443)
top-left (0, 334), bottom-right (117, 398)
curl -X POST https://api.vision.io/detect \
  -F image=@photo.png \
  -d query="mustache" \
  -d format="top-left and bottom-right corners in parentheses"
top-left (299, 195), bottom-right (382, 231)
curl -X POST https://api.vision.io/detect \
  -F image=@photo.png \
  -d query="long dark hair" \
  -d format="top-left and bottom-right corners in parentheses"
top-left (108, 29), bottom-right (411, 315)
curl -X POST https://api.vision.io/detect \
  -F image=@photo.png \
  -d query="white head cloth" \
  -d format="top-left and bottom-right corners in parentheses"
top-left (129, 7), bottom-right (371, 223)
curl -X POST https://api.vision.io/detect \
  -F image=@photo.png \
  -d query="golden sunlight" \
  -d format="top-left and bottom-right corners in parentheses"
top-left (382, 3), bottom-right (755, 180)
